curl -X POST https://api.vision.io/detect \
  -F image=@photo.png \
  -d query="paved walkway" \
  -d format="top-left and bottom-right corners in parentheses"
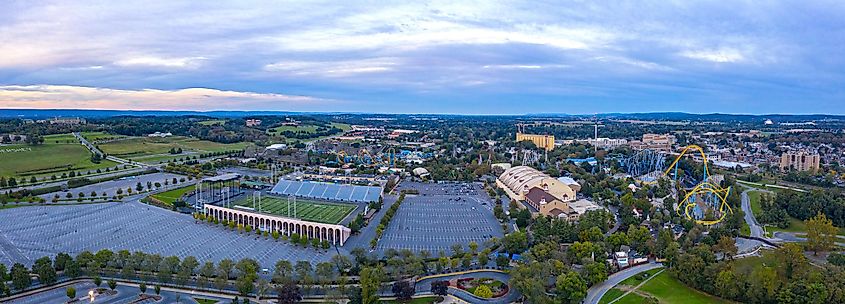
top-left (606, 269), bottom-right (665, 304)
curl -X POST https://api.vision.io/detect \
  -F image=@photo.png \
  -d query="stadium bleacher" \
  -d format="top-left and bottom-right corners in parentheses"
top-left (270, 179), bottom-right (383, 203)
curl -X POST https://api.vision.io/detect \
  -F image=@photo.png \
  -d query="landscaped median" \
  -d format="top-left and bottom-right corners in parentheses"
top-left (142, 184), bottom-right (196, 210)
top-left (371, 193), bottom-right (406, 248)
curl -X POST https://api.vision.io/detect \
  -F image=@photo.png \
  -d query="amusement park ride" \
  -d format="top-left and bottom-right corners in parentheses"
top-left (630, 145), bottom-right (733, 225)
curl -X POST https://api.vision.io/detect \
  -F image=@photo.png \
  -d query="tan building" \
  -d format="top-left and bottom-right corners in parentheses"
top-left (497, 166), bottom-right (577, 203)
top-left (516, 133), bottom-right (555, 151)
top-left (246, 119), bottom-right (262, 127)
top-left (779, 151), bottom-right (820, 172)
top-left (631, 133), bottom-right (675, 151)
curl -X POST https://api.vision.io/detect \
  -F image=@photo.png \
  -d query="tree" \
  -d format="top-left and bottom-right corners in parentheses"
top-left (392, 280), bottom-right (415, 302)
top-left (503, 231), bottom-right (528, 256)
top-left (584, 262), bottom-right (608, 286)
top-left (67, 287), bottom-right (76, 300)
top-left (139, 282), bottom-right (147, 294)
top-left (54, 252), bottom-right (73, 271)
top-left (108, 279), bottom-right (117, 290)
top-left (33, 256), bottom-right (57, 285)
top-left (154, 285), bottom-right (161, 295)
top-left (273, 260), bottom-right (293, 284)
top-left (10, 263), bottom-right (31, 290)
top-left (0, 263), bottom-right (7, 282)
top-left (218, 258), bottom-right (235, 279)
top-left (556, 271), bottom-right (587, 304)
top-left (431, 280), bottom-right (449, 296)
top-left (806, 212), bottom-right (837, 255)
top-left (276, 281), bottom-right (301, 304)
top-left (474, 285), bottom-right (494, 298)
top-left (713, 236), bottom-right (738, 260)
top-left (360, 266), bottom-right (383, 304)
top-left (65, 260), bottom-right (81, 278)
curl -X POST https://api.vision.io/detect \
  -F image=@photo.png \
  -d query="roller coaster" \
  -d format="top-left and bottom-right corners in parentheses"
top-left (332, 148), bottom-right (400, 166)
top-left (650, 145), bottom-right (733, 225)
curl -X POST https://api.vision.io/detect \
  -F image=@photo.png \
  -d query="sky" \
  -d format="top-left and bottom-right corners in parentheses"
top-left (0, 1), bottom-right (844, 114)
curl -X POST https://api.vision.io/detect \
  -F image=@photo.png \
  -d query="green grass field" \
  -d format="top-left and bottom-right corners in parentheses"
top-left (233, 196), bottom-right (355, 224)
top-left (600, 268), bottom-right (732, 304)
top-left (99, 136), bottom-right (251, 160)
top-left (0, 134), bottom-right (118, 179)
top-left (151, 184), bottom-right (196, 205)
top-left (80, 131), bottom-right (127, 142)
top-left (266, 122), bottom-right (351, 143)
top-left (198, 120), bottom-right (226, 126)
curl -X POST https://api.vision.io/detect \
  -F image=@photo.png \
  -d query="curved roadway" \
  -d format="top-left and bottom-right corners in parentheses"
top-left (416, 270), bottom-right (519, 304)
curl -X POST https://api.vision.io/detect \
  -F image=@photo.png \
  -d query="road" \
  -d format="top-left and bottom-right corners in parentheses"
top-left (416, 270), bottom-right (519, 304)
top-left (740, 187), bottom-right (765, 238)
top-left (584, 262), bottom-right (663, 304)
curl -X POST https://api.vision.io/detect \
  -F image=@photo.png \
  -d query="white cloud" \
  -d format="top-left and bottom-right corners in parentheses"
top-left (115, 56), bottom-right (207, 68)
top-left (0, 85), bottom-right (331, 111)
top-left (264, 58), bottom-right (399, 76)
top-left (680, 48), bottom-right (746, 63)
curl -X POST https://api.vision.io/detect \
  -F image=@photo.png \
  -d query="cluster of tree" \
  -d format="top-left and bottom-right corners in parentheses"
top-left (783, 171), bottom-right (836, 188)
top-left (669, 243), bottom-right (845, 303)
top-left (775, 189), bottom-right (845, 227)
top-left (168, 147), bottom-right (183, 154)
top-left (756, 192), bottom-right (790, 228)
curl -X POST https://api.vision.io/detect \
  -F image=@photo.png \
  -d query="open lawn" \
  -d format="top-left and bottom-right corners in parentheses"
top-left (99, 136), bottom-right (251, 159)
top-left (267, 122), bottom-right (351, 143)
top-left (233, 196), bottom-right (355, 224)
top-left (600, 268), bottom-right (732, 304)
top-left (198, 119), bottom-right (226, 126)
top-left (748, 191), bottom-right (762, 217)
top-left (80, 131), bottom-right (126, 142)
top-left (151, 184), bottom-right (195, 205)
top-left (0, 134), bottom-right (118, 179)
top-left (192, 298), bottom-right (219, 304)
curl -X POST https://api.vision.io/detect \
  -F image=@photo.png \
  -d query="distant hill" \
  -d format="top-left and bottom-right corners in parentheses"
top-left (1, 109), bottom-right (843, 122)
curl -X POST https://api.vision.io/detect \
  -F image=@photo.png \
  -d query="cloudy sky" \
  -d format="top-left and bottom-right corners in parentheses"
top-left (0, 1), bottom-right (843, 114)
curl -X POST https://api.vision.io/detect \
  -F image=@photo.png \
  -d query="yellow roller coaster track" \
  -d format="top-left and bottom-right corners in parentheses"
top-left (650, 145), bottom-right (733, 225)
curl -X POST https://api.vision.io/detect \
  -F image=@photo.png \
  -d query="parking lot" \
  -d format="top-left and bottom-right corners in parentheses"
top-left (375, 182), bottom-right (503, 254)
top-left (0, 201), bottom-right (334, 269)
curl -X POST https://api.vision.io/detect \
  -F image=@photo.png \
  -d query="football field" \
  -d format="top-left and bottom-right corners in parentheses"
top-left (233, 196), bottom-right (355, 224)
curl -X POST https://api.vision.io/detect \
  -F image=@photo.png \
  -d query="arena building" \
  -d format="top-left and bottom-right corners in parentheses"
top-left (203, 205), bottom-right (351, 245)
top-left (497, 166), bottom-right (577, 202)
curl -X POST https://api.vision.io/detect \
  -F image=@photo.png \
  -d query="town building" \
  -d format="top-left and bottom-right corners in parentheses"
top-left (630, 133), bottom-right (675, 151)
top-left (516, 133), bottom-right (555, 151)
top-left (246, 119), bottom-right (262, 127)
top-left (49, 117), bottom-right (86, 125)
top-left (779, 150), bottom-right (820, 172)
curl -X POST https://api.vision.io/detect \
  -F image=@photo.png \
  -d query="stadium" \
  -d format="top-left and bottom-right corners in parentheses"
top-left (203, 178), bottom-right (383, 246)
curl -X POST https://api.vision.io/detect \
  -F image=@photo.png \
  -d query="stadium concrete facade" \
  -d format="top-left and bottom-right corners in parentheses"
top-left (203, 204), bottom-right (352, 246)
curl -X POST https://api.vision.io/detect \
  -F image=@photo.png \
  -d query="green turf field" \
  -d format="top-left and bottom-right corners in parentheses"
top-left (151, 184), bottom-right (196, 205)
top-left (98, 136), bottom-right (251, 160)
top-left (0, 134), bottom-right (118, 179)
top-left (233, 196), bottom-right (355, 224)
